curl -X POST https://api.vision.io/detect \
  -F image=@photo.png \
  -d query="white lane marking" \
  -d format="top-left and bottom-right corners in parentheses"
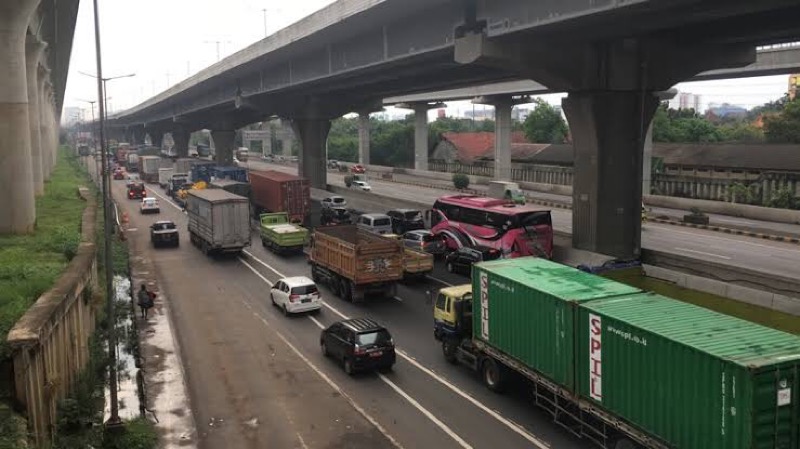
top-left (149, 188), bottom-right (182, 210)
top-left (239, 258), bottom-right (273, 286)
top-left (673, 247), bottom-right (732, 260)
top-left (308, 315), bottom-right (326, 329)
top-left (243, 250), bottom-right (286, 278)
top-left (393, 296), bottom-right (404, 302)
top-left (306, 316), bottom-right (471, 449)
top-left (240, 251), bottom-right (549, 448)
top-left (428, 277), bottom-right (454, 287)
top-left (297, 433), bottom-right (309, 449)
top-left (240, 299), bottom-right (404, 449)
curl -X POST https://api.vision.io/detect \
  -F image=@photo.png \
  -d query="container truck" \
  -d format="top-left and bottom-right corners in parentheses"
top-left (174, 158), bottom-right (193, 175)
top-left (209, 179), bottom-right (251, 199)
top-left (158, 168), bottom-right (175, 189)
top-left (209, 166), bottom-right (248, 183)
top-left (249, 170), bottom-right (310, 224)
top-left (308, 225), bottom-right (403, 302)
top-left (167, 173), bottom-right (189, 196)
top-left (189, 160), bottom-right (215, 183)
top-left (139, 156), bottom-right (161, 183)
top-left (432, 257), bottom-right (800, 449)
top-left (259, 213), bottom-right (308, 254)
top-left (126, 153), bottom-right (139, 172)
top-left (186, 189), bottom-right (251, 256)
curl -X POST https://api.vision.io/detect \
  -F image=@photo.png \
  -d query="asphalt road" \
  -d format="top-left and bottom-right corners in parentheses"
top-left (249, 160), bottom-right (800, 280)
top-left (115, 175), bottom-right (591, 449)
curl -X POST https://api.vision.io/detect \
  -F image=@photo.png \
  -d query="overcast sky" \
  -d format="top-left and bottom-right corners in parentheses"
top-left (63, 0), bottom-right (791, 121)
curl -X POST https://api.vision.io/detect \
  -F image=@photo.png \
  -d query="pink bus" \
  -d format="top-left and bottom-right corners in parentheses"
top-left (429, 195), bottom-right (553, 259)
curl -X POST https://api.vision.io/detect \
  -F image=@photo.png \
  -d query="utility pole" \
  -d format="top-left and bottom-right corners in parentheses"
top-left (91, 0), bottom-right (122, 428)
top-left (262, 9), bottom-right (267, 37)
top-left (204, 40), bottom-right (230, 62)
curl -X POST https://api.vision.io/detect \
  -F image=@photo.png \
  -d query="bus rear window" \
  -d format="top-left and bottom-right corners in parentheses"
top-left (517, 211), bottom-right (552, 228)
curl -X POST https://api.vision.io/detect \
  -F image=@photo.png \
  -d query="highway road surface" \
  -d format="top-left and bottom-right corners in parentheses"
top-left (115, 176), bottom-right (590, 449)
top-left (250, 160), bottom-right (800, 281)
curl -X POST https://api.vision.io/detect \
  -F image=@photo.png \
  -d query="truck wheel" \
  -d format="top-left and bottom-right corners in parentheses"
top-left (330, 276), bottom-right (341, 297)
top-left (442, 339), bottom-right (458, 364)
top-left (342, 281), bottom-right (353, 302)
top-left (446, 262), bottom-right (454, 273)
top-left (481, 358), bottom-right (505, 393)
top-left (261, 238), bottom-right (267, 248)
top-left (311, 267), bottom-right (321, 283)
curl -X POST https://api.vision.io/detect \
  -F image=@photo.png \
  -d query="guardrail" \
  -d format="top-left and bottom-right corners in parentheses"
top-left (6, 188), bottom-right (100, 447)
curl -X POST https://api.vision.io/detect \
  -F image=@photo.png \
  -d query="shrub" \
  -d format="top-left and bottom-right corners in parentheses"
top-left (452, 173), bottom-right (470, 190)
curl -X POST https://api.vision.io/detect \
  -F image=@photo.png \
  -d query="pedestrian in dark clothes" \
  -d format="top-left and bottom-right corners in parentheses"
top-left (137, 284), bottom-right (155, 319)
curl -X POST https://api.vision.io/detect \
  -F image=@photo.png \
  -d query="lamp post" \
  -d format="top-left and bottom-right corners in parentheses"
top-left (77, 99), bottom-right (98, 181)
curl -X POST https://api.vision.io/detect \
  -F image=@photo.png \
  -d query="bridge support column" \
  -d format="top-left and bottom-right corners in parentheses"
top-left (132, 126), bottom-right (146, 146)
top-left (172, 128), bottom-right (190, 158)
top-left (42, 86), bottom-right (56, 177)
top-left (642, 123), bottom-right (654, 196)
top-left (211, 129), bottom-right (235, 167)
top-left (413, 105), bottom-right (429, 171)
top-left (358, 112), bottom-right (370, 166)
top-left (563, 91), bottom-right (659, 259)
top-left (292, 118), bottom-right (331, 190)
top-left (0, 0), bottom-right (40, 233)
top-left (149, 131), bottom-right (164, 149)
top-left (26, 38), bottom-right (46, 196)
top-left (473, 95), bottom-right (528, 180)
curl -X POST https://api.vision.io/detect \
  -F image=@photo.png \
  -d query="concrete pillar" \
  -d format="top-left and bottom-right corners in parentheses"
top-left (358, 112), bottom-right (370, 165)
top-left (563, 91), bottom-right (659, 259)
top-left (26, 37), bottom-right (45, 196)
top-left (0, 0), bottom-right (40, 233)
top-left (37, 71), bottom-right (50, 178)
top-left (172, 129), bottom-right (190, 158)
top-left (494, 99), bottom-right (512, 180)
top-left (41, 86), bottom-right (55, 177)
top-left (641, 122), bottom-right (654, 195)
top-left (149, 131), bottom-right (164, 149)
top-left (211, 129), bottom-right (235, 167)
top-left (291, 118), bottom-right (331, 190)
top-left (413, 105), bottom-right (429, 171)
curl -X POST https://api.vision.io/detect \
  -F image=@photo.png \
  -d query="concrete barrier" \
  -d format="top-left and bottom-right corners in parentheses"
top-left (6, 188), bottom-right (100, 447)
top-left (644, 194), bottom-right (800, 225)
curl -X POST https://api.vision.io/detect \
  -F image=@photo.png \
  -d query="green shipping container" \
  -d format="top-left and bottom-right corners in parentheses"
top-left (471, 258), bottom-right (640, 390)
top-left (578, 293), bottom-right (800, 449)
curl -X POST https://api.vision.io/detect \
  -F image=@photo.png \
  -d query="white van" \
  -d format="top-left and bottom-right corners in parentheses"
top-left (357, 213), bottom-right (392, 235)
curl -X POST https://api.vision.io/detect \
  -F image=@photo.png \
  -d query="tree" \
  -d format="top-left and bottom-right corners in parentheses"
top-left (764, 98), bottom-right (800, 143)
top-left (523, 100), bottom-right (568, 143)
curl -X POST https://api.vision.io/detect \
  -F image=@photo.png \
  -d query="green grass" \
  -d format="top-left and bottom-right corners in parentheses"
top-left (603, 268), bottom-right (800, 335)
top-left (0, 149), bottom-right (94, 365)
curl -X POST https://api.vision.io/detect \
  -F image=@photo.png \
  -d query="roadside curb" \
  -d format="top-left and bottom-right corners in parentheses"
top-left (648, 217), bottom-right (800, 245)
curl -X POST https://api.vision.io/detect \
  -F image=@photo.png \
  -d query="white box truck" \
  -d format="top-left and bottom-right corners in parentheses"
top-left (186, 189), bottom-right (251, 256)
top-left (487, 181), bottom-right (525, 204)
top-left (158, 168), bottom-right (175, 189)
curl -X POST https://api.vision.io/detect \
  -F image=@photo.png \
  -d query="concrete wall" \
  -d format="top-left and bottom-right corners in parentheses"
top-left (6, 187), bottom-right (99, 447)
top-left (644, 194), bottom-right (800, 225)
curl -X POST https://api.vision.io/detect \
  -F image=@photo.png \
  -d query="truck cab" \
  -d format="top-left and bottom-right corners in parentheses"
top-left (432, 285), bottom-right (473, 343)
top-left (259, 212), bottom-right (309, 254)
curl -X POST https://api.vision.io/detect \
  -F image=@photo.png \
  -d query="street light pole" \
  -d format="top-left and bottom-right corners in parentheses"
top-left (91, 0), bottom-right (122, 428)
top-left (262, 9), bottom-right (267, 37)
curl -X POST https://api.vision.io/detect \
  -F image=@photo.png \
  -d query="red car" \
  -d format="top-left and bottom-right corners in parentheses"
top-left (350, 164), bottom-right (366, 174)
top-left (113, 168), bottom-right (126, 180)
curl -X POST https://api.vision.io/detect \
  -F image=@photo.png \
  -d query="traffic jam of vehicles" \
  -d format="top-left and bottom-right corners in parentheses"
top-left (110, 148), bottom-right (800, 449)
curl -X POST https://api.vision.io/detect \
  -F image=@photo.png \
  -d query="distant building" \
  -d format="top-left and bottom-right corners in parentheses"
top-left (705, 103), bottom-right (747, 121)
top-left (431, 131), bottom-right (531, 163)
top-left (63, 107), bottom-right (84, 126)
top-left (464, 108), bottom-right (494, 121)
top-left (512, 107), bottom-right (530, 122)
top-left (675, 92), bottom-right (702, 112)
top-left (437, 109), bottom-right (446, 119)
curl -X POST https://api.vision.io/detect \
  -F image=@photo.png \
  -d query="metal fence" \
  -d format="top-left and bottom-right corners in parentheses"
top-left (428, 160), bottom-right (574, 185)
top-left (7, 187), bottom-right (99, 448)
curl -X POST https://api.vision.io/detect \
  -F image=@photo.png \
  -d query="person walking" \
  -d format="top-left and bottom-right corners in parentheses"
top-left (137, 284), bottom-right (155, 319)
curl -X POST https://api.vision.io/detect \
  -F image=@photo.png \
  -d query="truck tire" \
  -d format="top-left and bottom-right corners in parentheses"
top-left (481, 358), bottom-right (505, 393)
top-left (311, 266), bottom-right (321, 283)
top-left (330, 275), bottom-right (342, 297)
top-left (341, 280), bottom-right (353, 302)
top-left (442, 339), bottom-right (458, 364)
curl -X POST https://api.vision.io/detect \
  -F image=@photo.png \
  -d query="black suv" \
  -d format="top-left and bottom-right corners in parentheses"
top-left (320, 206), bottom-right (351, 226)
top-left (150, 220), bottom-right (179, 248)
top-left (386, 209), bottom-right (425, 234)
top-left (445, 245), bottom-right (502, 277)
top-left (320, 318), bottom-right (395, 375)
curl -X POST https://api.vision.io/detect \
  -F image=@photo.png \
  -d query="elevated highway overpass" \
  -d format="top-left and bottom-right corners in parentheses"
top-left (108, 0), bottom-right (800, 260)
top-left (1, 0), bottom-right (81, 234)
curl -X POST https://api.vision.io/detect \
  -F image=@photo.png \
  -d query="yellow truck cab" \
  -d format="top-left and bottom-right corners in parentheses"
top-left (432, 285), bottom-right (472, 345)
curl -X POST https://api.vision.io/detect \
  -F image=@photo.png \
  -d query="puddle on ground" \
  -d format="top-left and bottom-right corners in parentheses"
top-left (103, 275), bottom-right (143, 421)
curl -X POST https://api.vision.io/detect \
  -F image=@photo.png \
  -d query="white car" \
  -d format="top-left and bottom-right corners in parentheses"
top-left (351, 180), bottom-right (371, 192)
top-left (270, 276), bottom-right (322, 315)
top-left (321, 195), bottom-right (347, 209)
top-left (140, 197), bottom-right (160, 214)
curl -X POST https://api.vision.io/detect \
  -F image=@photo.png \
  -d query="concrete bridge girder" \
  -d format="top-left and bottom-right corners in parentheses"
top-left (455, 32), bottom-right (757, 259)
